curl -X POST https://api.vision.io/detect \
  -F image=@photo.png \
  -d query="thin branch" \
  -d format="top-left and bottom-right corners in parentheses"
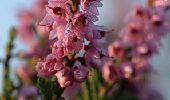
top-left (2, 27), bottom-right (16, 99)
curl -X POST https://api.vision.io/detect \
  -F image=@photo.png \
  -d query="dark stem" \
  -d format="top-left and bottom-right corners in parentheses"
top-left (37, 77), bottom-right (65, 100)
top-left (70, 0), bottom-right (79, 14)
top-left (2, 27), bottom-right (16, 99)
top-left (113, 79), bottom-right (127, 100)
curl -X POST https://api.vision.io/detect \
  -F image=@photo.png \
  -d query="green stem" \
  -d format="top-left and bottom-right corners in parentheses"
top-left (81, 80), bottom-right (93, 100)
top-left (2, 27), bottom-right (16, 99)
top-left (37, 78), bottom-right (64, 100)
top-left (113, 79), bottom-right (127, 100)
top-left (89, 69), bottom-right (98, 100)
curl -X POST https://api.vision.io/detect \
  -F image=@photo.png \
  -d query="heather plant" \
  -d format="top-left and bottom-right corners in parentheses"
top-left (0, 0), bottom-right (169, 100)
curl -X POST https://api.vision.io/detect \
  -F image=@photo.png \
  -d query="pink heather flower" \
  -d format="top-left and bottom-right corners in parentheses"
top-left (16, 65), bottom-right (36, 84)
top-left (55, 67), bottom-right (73, 88)
top-left (85, 46), bottom-right (100, 67)
top-left (73, 13), bottom-right (89, 29)
top-left (71, 12), bottom-right (98, 37)
top-left (119, 22), bottom-right (144, 45)
top-left (52, 46), bottom-right (66, 58)
top-left (132, 56), bottom-right (151, 72)
top-left (92, 38), bottom-right (108, 55)
top-left (36, 54), bottom-right (64, 77)
top-left (102, 61), bottom-right (119, 84)
top-left (17, 10), bottom-right (37, 46)
top-left (80, 0), bottom-right (102, 22)
top-left (72, 61), bottom-right (88, 82)
top-left (120, 62), bottom-right (135, 79)
top-left (134, 42), bottom-right (157, 57)
top-left (125, 5), bottom-right (148, 23)
top-left (32, 0), bottom-right (48, 20)
top-left (32, 0), bottom-right (49, 37)
top-left (17, 0), bottom-right (49, 56)
top-left (40, 1), bottom-right (69, 27)
top-left (108, 41), bottom-right (125, 58)
top-left (145, 14), bottom-right (170, 42)
top-left (36, 25), bottom-right (50, 37)
top-left (63, 31), bottom-right (84, 53)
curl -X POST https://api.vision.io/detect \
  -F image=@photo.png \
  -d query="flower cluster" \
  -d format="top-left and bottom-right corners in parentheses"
top-left (102, 0), bottom-right (170, 99)
top-left (14, 0), bottom-right (49, 99)
top-left (17, 0), bottom-right (49, 58)
top-left (2, 0), bottom-right (170, 100)
top-left (36, 0), bottom-right (109, 88)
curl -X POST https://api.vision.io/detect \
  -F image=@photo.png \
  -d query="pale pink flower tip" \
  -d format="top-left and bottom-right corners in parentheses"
top-left (102, 61), bottom-right (119, 84)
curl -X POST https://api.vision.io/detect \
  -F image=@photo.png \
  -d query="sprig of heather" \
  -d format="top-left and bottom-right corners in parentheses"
top-left (14, 0), bottom-right (49, 99)
top-left (2, 28), bottom-right (16, 100)
top-left (36, 0), bottom-right (110, 88)
top-left (17, 0), bottom-right (49, 58)
top-left (102, 0), bottom-right (170, 99)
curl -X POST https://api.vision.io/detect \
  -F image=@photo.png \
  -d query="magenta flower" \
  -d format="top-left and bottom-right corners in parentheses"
top-left (120, 62), bottom-right (135, 79)
top-left (102, 61), bottom-right (119, 84)
top-left (108, 41), bottom-right (125, 58)
top-left (72, 61), bottom-right (88, 82)
top-left (17, 10), bottom-right (37, 46)
top-left (55, 67), bottom-right (73, 88)
top-left (36, 54), bottom-right (64, 77)
top-left (63, 31), bottom-right (84, 53)
top-left (32, 0), bottom-right (48, 20)
top-left (119, 22), bottom-right (145, 45)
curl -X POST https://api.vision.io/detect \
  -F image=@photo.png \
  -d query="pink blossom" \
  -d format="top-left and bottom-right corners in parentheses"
top-left (134, 42), bottom-right (157, 57)
top-left (72, 61), bottom-right (88, 82)
top-left (108, 41), bottom-right (125, 58)
top-left (80, 0), bottom-right (102, 22)
top-left (17, 10), bottom-right (37, 45)
top-left (119, 22), bottom-right (145, 45)
top-left (52, 47), bottom-right (66, 58)
top-left (63, 31), bottom-right (84, 53)
top-left (85, 46), bottom-right (100, 67)
top-left (120, 62), bottom-right (135, 79)
top-left (55, 67), bottom-right (73, 88)
top-left (32, 0), bottom-right (48, 20)
top-left (102, 61), bottom-right (119, 84)
top-left (132, 56), bottom-right (151, 72)
top-left (36, 54), bottom-right (64, 77)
